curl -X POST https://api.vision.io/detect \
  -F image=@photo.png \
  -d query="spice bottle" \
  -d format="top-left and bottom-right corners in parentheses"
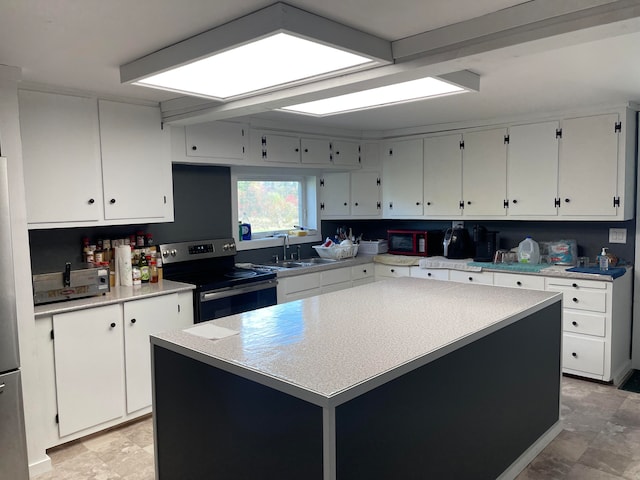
top-left (150, 259), bottom-right (158, 283)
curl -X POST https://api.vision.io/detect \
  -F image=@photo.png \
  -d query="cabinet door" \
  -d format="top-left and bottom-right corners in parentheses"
top-left (332, 140), bottom-right (361, 166)
top-left (360, 143), bottom-right (381, 170)
top-left (19, 90), bottom-right (103, 224)
top-left (301, 138), bottom-right (331, 164)
top-left (123, 294), bottom-right (180, 414)
top-left (99, 100), bottom-right (172, 220)
top-left (462, 128), bottom-right (508, 217)
top-left (507, 122), bottom-right (559, 216)
top-left (185, 121), bottom-right (246, 159)
top-left (53, 304), bottom-right (123, 437)
top-left (351, 171), bottom-right (381, 217)
top-left (320, 172), bottom-right (350, 217)
top-left (382, 139), bottom-right (423, 217)
top-left (262, 134), bottom-right (301, 163)
top-left (558, 114), bottom-right (619, 217)
top-left (423, 134), bottom-right (463, 217)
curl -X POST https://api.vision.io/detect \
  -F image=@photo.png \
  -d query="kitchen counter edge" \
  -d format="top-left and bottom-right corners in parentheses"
top-left (33, 280), bottom-right (195, 318)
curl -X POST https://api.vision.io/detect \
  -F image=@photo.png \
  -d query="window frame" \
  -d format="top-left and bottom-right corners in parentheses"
top-left (231, 168), bottom-right (321, 251)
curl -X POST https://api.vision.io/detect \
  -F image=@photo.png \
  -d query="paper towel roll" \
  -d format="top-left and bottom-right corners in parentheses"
top-left (116, 245), bottom-right (132, 286)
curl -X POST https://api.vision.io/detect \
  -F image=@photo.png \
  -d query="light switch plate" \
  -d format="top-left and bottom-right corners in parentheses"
top-left (609, 228), bottom-right (627, 244)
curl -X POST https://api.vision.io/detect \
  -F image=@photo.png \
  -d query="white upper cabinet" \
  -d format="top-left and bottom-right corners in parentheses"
top-left (19, 90), bottom-right (103, 224)
top-left (301, 137), bottom-right (331, 164)
top-left (461, 128), bottom-right (508, 217)
top-left (423, 134), bottom-right (463, 217)
top-left (351, 171), bottom-right (381, 217)
top-left (557, 113), bottom-right (620, 218)
top-left (507, 121), bottom-right (560, 217)
top-left (382, 138), bottom-right (423, 217)
top-left (320, 172), bottom-right (350, 217)
top-left (19, 91), bottom-right (174, 228)
top-left (185, 121), bottom-right (246, 159)
top-left (331, 140), bottom-right (361, 166)
top-left (99, 100), bottom-right (173, 221)
top-left (260, 133), bottom-right (301, 163)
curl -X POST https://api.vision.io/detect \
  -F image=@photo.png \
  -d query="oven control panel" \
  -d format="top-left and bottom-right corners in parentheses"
top-left (159, 238), bottom-right (236, 264)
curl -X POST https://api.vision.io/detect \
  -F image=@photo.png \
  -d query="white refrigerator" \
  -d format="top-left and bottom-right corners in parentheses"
top-left (0, 157), bottom-right (29, 479)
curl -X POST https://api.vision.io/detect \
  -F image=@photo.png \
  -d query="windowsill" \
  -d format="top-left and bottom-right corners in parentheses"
top-left (235, 233), bottom-right (322, 251)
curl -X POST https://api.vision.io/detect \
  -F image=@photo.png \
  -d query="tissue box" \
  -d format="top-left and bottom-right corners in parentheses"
top-left (358, 240), bottom-right (388, 255)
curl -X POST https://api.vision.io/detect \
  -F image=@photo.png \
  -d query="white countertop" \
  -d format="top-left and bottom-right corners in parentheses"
top-left (34, 279), bottom-right (195, 317)
top-left (152, 277), bottom-right (559, 406)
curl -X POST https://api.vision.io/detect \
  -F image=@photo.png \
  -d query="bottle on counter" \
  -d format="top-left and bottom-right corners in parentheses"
top-left (156, 251), bottom-right (163, 281)
top-left (138, 253), bottom-right (150, 283)
top-left (517, 236), bottom-right (540, 264)
top-left (598, 247), bottom-right (610, 271)
top-left (150, 259), bottom-right (158, 283)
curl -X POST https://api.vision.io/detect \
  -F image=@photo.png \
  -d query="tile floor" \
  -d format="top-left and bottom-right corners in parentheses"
top-left (32, 375), bottom-right (640, 479)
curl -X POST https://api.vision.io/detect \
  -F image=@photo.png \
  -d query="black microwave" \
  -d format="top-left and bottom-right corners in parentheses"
top-left (387, 230), bottom-right (444, 256)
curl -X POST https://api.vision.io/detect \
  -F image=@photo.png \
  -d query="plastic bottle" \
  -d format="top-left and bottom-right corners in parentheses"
top-left (150, 259), bottom-right (158, 283)
top-left (138, 254), bottom-right (150, 283)
top-left (518, 236), bottom-right (540, 264)
top-left (598, 247), bottom-right (610, 271)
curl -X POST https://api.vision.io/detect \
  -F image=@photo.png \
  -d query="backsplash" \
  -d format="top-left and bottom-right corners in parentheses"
top-left (321, 219), bottom-right (636, 265)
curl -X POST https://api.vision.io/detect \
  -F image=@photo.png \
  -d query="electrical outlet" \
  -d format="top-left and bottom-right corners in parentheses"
top-left (609, 228), bottom-right (627, 244)
top-left (452, 221), bottom-right (464, 229)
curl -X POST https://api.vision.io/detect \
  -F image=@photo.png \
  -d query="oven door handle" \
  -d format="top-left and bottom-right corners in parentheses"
top-left (200, 280), bottom-right (277, 302)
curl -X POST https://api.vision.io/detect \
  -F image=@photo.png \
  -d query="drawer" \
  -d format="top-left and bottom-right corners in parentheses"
top-left (547, 288), bottom-right (607, 313)
top-left (546, 278), bottom-right (607, 290)
top-left (563, 311), bottom-right (606, 337)
top-left (321, 268), bottom-right (351, 286)
top-left (321, 281), bottom-right (351, 294)
top-left (493, 273), bottom-right (545, 290)
top-left (449, 270), bottom-right (494, 285)
top-left (351, 263), bottom-right (374, 281)
top-left (375, 264), bottom-right (410, 278)
top-left (410, 267), bottom-right (449, 281)
top-left (562, 334), bottom-right (605, 376)
top-left (282, 272), bottom-right (320, 294)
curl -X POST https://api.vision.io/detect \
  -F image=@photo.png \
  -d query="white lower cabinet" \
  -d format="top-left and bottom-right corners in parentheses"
top-left (352, 263), bottom-right (375, 287)
top-left (493, 272), bottom-right (545, 290)
top-left (374, 264), bottom-right (411, 279)
top-left (52, 304), bottom-right (124, 437)
top-left (277, 272), bottom-right (321, 303)
top-left (410, 266), bottom-right (449, 281)
top-left (124, 293), bottom-right (190, 414)
top-left (320, 268), bottom-right (351, 294)
top-left (46, 291), bottom-right (192, 444)
top-left (449, 270), bottom-right (494, 285)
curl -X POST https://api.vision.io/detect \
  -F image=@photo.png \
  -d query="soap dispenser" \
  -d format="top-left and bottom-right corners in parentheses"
top-left (598, 247), bottom-right (609, 271)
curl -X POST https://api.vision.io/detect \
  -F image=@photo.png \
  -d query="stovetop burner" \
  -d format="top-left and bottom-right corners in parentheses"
top-left (224, 270), bottom-right (257, 279)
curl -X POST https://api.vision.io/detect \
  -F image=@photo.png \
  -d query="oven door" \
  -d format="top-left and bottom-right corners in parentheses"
top-left (197, 279), bottom-right (278, 323)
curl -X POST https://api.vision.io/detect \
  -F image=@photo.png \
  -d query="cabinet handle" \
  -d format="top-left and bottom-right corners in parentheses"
top-left (295, 148), bottom-right (299, 152)
top-left (427, 272), bottom-right (432, 277)
top-left (390, 269), bottom-right (395, 273)
top-left (336, 151), bottom-right (340, 155)
top-left (304, 148), bottom-right (308, 153)
top-left (416, 202), bottom-right (420, 205)
top-left (343, 202), bottom-right (348, 206)
top-left (468, 276), bottom-right (473, 281)
top-left (565, 198), bottom-right (570, 203)
top-left (363, 269), bottom-right (367, 273)
top-left (130, 318), bottom-right (136, 324)
top-left (354, 202), bottom-right (359, 206)
top-left (572, 283), bottom-right (578, 288)
top-left (516, 281), bottom-right (522, 286)
top-left (572, 352), bottom-right (578, 358)
top-left (572, 297), bottom-right (579, 303)
top-left (512, 199), bottom-right (518, 204)
top-left (467, 201), bottom-right (472, 205)
top-left (426, 202), bottom-right (431, 206)
top-left (110, 199), bottom-right (116, 204)
top-left (572, 321), bottom-right (578, 326)
top-left (110, 322), bottom-right (116, 329)
top-left (191, 145), bottom-right (197, 151)
top-left (88, 198), bottom-right (95, 205)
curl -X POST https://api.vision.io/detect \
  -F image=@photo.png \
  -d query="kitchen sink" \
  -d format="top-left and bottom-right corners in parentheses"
top-left (299, 258), bottom-right (337, 264)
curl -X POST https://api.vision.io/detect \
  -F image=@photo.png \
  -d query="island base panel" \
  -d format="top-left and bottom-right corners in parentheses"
top-left (335, 302), bottom-right (562, 479)
top-left (152, 346), bottom-right (323, 480)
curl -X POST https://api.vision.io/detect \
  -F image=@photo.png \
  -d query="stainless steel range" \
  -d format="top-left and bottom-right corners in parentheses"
top-left (159, 238), bottom-right (277, 323)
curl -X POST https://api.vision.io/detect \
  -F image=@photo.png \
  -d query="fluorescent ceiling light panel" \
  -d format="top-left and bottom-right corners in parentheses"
top-left (281, 77), bottom-right (466, 116)
top-left (135, 33), bottom-right (372, 99)
top-left (120, 2), bottom-right (392, 100)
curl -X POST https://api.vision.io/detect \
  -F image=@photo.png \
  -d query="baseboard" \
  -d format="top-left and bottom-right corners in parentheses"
top-left (497, 420), bottom-right (563, 480)
top-left (29, 454), bottom-right (52, 477)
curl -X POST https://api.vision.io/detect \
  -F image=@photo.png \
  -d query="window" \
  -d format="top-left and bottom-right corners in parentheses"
top-left (237, 178), bottom-right (303, 235)
top-left (233, 172), bottom-right (319, 246)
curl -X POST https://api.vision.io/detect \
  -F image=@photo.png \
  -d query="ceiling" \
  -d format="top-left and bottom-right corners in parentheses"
top-left (2, 0), bottom-right (640, 132)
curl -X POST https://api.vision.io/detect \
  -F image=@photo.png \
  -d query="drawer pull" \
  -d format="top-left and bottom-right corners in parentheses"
top-left (572, 283), bottom-right (578, 288)
top-left (390, 269), bottom-right (395, 273)
top-left (572, 321), bottom-right (578, 326)
top-left (572, 297), bottom-right (579, 303)
top-left (363, 269), bottom-right (367, 273)
top-left (572, 352), bottom-right (578, 358)
top-left (516, 281), bottom-right (522, 286)
top-left (110, 322), bottom-right (116, 329)
top-left (130, 318), bottom-right (137, 324)
top-left (427, 272), bottom-right (432, 277)
top-left (468, 276), bottom-right (473, 281)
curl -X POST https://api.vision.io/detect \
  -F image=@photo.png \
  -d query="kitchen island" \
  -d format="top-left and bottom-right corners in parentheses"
top-left (151, 277), bottom-right (562, 480)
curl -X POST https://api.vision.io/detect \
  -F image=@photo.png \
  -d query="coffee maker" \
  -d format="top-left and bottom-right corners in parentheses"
top-left (473, 225), bottom-right (499, 262)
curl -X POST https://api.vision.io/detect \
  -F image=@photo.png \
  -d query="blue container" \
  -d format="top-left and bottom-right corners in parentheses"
top-left (240, 223), bottom-right (251, 241)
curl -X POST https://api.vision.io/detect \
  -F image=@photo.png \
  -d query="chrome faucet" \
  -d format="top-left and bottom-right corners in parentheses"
top-left (282, 233), bottom-right (289, 260)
